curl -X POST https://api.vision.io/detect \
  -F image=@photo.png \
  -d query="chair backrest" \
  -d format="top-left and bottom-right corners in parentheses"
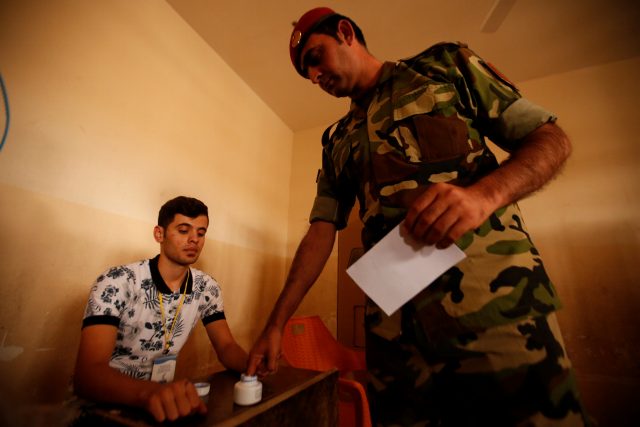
top-left (282, 316), bottom-right (371, 427)
top-left (281, 315), bottom-right (365, 372)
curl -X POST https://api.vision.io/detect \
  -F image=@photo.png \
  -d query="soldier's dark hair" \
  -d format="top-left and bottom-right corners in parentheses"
top-left (157, 196), bottom-right (208, 229)
top-left (312, 14), bottom-right (367, 47)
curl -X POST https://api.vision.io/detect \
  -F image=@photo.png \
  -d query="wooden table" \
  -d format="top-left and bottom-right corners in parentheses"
top-left (73, 367), bottom-right (338, 427)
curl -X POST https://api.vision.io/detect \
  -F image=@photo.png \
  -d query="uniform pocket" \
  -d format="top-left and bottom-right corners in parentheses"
top-left (412, 114), bottom-right (473, 162)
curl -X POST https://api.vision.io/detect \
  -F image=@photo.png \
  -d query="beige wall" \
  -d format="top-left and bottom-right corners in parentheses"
top-left (515, 57), bottom-right (640, 424)
top-left (0, 0), bottom-right (293, 412)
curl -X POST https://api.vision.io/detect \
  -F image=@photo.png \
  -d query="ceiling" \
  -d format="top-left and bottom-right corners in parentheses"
top-left (167, 0), bottom-right (640, 132)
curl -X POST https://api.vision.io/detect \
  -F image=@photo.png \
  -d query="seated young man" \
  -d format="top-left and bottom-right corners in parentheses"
top-left (74, 196), bottom-right (248, 422)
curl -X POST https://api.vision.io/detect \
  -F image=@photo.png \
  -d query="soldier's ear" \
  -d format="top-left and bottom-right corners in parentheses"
top-left (337, 19), bottom-right (355, 45)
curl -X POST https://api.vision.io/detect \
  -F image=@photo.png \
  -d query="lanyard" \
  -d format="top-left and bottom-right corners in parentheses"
top-left (158, 269), bottom-right (189, 354)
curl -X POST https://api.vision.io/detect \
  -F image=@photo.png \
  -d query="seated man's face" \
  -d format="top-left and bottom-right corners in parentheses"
top-left (158, 214), bottom-right (209, 266)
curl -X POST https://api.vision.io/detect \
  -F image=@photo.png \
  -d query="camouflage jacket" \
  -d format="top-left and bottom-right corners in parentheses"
top-left (310, 42), bottom-right (563, 339)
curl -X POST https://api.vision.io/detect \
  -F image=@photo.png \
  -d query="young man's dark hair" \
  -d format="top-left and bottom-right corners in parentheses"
top-left (158, 196), bottom-right (208, 229)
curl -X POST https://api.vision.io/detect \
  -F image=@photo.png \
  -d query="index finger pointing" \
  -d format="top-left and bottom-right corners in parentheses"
top-left (246, 354), bottom-right (263, 376)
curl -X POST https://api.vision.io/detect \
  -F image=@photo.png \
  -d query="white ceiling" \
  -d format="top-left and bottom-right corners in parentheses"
top-left (167, 0), bottom-right (640, 132)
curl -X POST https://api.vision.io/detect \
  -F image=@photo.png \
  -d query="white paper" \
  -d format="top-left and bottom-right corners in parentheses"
top-left (346, 224), bottom-right (466, 316)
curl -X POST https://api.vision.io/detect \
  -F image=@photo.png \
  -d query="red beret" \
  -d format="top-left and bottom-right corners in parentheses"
top-left (289, 7), bottom-right (339, 77)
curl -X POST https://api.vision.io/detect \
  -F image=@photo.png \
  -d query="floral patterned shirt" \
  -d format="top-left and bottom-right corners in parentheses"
top-left (82, 255), bottom-right (225, 380)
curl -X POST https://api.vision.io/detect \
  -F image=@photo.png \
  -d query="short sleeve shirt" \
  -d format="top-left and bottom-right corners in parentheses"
top-left (82, 256), bottom-right (225, 380)
top-left (310, 42), bottom-right (563, 338)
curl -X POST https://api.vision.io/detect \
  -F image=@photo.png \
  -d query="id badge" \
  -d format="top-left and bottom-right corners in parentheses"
top-left (150, 354), bottom-right (177, 383)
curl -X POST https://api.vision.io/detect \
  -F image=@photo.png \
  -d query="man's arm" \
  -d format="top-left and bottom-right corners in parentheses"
top-left (204, 319), bottom-right (248, 373)
top-left (246, 220), bottom-right (337, 376)
top-left (403, 122), bottom-right (571, 247)
top-left (74, 325), bottom-right (206, 422)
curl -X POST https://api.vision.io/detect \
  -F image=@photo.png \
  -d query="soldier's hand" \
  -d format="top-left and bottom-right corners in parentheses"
top-left (246, 325), bottom-right (282, 378)
top-left (402, 182), bottom-right (492, 248)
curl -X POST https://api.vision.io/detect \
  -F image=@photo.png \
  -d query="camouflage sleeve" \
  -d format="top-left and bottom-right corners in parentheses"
top-left (496, 98), bottom-right (557, 150)
top-left (406, 42), bottom-right (556, 151)
top-left (308, 124), bottom-right (356, 230)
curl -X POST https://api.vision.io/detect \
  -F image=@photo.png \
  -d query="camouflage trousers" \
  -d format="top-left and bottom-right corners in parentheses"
top-left (365, 302), bottom-right (590, 426)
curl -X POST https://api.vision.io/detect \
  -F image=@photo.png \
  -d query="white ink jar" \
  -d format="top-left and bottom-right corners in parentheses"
top-left (195, 382), bottom-right (210, 403)
top-left (233, 374), bottom-right (262, 405)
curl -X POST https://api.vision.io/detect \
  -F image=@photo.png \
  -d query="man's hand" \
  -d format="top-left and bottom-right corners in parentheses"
top-left (246, 325), bottom-right (283, 377)
top-left (402, 182), bottom-right (494, 248)
top-left (142, 379), bottom-right (207, 422)
top-left (402, 122), bottom-right (572, 249)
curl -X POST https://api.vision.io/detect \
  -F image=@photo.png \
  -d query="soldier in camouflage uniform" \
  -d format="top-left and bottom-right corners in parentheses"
top-left (248, 7), bottom-right (590, 426)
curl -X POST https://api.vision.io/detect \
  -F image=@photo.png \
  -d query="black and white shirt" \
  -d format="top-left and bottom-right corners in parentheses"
top-left (82, 255), bottom-right (225, 380)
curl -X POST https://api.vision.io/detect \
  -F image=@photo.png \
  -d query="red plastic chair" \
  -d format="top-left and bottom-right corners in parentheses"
top-left (281, 315), bottom-right (371, 427)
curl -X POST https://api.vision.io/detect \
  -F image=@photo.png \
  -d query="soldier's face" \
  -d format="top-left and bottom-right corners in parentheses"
top-left (300, 33), bottom-right (356, 98)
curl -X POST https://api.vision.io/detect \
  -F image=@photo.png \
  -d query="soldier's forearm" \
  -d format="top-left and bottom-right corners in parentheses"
top-left (266, 221), bottom-right (337, 331)
top-left (474, 122), bottom-right (571, 209)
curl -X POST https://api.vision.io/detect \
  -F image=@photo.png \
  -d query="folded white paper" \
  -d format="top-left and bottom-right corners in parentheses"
top-left (346, 224), bottom-right (466, 316)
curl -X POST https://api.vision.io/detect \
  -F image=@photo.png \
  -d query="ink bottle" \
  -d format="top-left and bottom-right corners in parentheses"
top-left (194, 382), bottom-right (210, 403)
top-left (233, 374), bottom-right (262, 405)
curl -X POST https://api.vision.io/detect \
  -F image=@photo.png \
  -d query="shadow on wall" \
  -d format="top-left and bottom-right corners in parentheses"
top-left (529, 216), bottom-right (640, 427)
top-left (0, 185), bottom-right (155, 410)
top-left (1, 293), bottom-right (90, 427)
top-left (195, 232), bottom-right (287, 342)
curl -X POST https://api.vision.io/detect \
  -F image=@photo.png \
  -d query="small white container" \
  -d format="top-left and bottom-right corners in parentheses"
top-left (233, 374), bottom-right (262, 406)
top-left (194, 382), bottom-right (210, 403)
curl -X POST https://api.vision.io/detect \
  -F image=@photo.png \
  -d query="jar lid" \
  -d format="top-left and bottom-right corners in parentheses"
top-left (194, 382), bottom-right (210, 396)
top-left (240, 374), bottom-right (257, 382)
